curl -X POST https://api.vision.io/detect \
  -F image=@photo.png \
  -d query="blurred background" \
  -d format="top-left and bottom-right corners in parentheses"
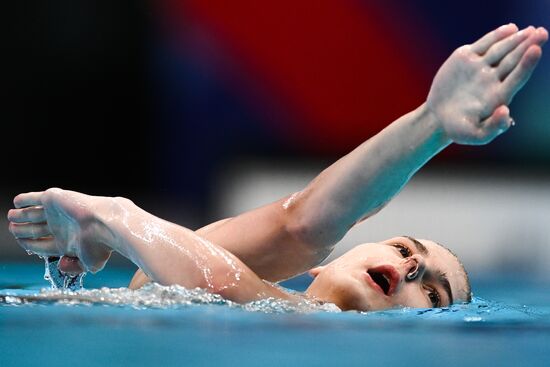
top-left (1, 0), bottom-right (549, 283)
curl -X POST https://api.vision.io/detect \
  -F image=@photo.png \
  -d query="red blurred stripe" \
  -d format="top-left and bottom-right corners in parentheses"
top-left (165, 0), bottom-right (440, 153)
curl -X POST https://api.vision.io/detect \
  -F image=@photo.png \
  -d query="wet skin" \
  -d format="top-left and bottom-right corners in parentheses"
top-left (6, 24), bottom-right (549, 311)
top-left (305, 237), bottom-right (469, 311)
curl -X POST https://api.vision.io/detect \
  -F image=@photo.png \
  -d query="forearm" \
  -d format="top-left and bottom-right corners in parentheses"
top-left (290, 24), bottom-right (548, 248)
top-left (289, 103), bottom-right (450, 246)
top-left (103, 198), bottom-right (285, 302)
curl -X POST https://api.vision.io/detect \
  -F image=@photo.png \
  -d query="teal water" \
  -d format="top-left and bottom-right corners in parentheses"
top-left (1, 263), bottom-right (550, 367)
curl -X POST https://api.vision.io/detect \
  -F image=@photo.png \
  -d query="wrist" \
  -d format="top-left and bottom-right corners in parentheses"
top-left (92, 196), bottom-right (134, 255)
top-left (418, 102), bottom-right (453, 148)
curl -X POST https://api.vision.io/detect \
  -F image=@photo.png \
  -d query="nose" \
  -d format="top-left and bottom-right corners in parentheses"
top-left (403, 254), bottom-right (426, 282)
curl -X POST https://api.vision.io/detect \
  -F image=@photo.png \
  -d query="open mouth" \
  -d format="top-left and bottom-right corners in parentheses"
top-left (366, 266), bottom-right (399, 296)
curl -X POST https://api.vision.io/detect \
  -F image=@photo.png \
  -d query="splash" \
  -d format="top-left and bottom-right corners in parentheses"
top-left (42, 257), bottom-right (85, 291)
top-left (2, 285), bottom-right (548, 322)
top-left (0, 283), bottom-right (339, 313)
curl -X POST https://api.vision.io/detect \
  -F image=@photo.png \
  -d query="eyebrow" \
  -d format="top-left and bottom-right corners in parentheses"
top-left (403, 236), bottom-right (428, 255)
top-left (436, 270), bottom-right (454, 305)
top-left (402, 236), bottom-right (454, 305)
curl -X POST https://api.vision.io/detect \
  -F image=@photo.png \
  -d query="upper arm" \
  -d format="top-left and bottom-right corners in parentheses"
top-left (196, 194), bottom-right (333, 282)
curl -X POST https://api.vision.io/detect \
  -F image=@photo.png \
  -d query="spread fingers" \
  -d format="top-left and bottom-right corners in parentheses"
top-left (470, 24), bottom-right (518, 55)
top-left (501, 45), bottom-right (543, 103)
top-left (498, 27), bottom-right (548, 81)
top-left (484, 26), bottom-right (533, 65)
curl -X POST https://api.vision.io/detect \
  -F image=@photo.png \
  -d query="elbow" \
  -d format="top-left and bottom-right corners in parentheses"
top-left (282, 192), bottom-right (346, 250)
top-left (285, 210), bottom-right (342, 255)
top-left (280, 191), bottom-right (329, 248)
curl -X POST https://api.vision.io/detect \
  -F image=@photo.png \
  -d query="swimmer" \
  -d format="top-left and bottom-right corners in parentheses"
top-left (7, 24), bottom-right (548, 311)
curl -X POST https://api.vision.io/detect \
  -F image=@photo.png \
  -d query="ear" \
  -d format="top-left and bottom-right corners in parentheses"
top-left (308, 266), bottom-right (325, 278)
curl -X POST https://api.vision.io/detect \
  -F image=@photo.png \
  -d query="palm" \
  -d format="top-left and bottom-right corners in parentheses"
top-left (426, 25), bottom-right (546, 145)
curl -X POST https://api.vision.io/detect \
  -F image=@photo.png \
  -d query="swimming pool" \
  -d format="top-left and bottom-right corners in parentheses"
top-left (1, 262), bottom-right (550, 367)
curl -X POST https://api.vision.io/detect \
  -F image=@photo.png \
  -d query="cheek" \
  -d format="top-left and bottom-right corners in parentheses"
top-left (339, 289), bottom-right (371, 311)
top-left (327, 274), bottom-right (372, 311)
top-left (394, 285), bottom-right (429, 308)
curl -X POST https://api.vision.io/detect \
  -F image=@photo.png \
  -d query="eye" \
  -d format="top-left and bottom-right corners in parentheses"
top-left (392, 243), bottom-right (412, 258)
top-left (426, 287), bottom-right (441, 308)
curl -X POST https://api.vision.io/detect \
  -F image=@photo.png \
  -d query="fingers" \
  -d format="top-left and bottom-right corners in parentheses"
top-left (471, 23), bottom-right (518, 55)
top-left (479, 105), bottom-right (512, 143)
top-left (58, 256), bottom-right (85, 275)
top-left (10, 191), bottom-right (53, 257)
top-left (14, 237), bottom-right (62, 257)
top-left (501, 44), bottom-right (543, 103)
top-left (497, 27), bottom-right (548, 81)
top-left (13, 191), bottom-right (45, 209)
top-left (484, 26), bottom-right (533, 65)
top-left (7, 206), bottom-right (47, 223)
top-left (9, 222), bottom-right (52, 239)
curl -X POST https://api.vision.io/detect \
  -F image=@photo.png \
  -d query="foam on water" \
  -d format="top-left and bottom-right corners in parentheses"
top-left (0, 283), bottom-right (340, 313)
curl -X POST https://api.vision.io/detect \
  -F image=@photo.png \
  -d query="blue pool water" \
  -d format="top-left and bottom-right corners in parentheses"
top-left (1, 262), bottom-right (550, 367)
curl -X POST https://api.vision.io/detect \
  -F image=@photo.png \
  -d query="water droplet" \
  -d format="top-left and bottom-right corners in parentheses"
top-left (40, 256), bottom-right (85, 291)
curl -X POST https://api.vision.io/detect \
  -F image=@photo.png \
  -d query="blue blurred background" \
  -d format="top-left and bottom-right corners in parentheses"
top-left (1, 1), bottom-right (549, 276)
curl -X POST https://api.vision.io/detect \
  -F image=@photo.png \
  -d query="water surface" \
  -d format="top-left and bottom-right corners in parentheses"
top-left (1, 263), bottom-right (549, 367)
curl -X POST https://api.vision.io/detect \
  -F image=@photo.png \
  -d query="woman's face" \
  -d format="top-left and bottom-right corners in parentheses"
top-left (305, 236), bottom-right (470, 311)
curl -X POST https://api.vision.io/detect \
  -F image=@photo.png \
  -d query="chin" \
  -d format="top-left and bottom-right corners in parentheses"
top-left (331, 287), bottom-right (376, 312)
top-left (352, 293), bottom-right (393, 312)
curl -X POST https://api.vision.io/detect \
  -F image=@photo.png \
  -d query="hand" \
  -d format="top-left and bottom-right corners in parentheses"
top-left (427, 24), bottom-right (548, 145)
top-left (7, 188), bottom-right (113, 273)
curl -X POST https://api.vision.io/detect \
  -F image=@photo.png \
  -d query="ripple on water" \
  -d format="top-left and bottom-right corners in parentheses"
top-left (1, 285), bottom-right (548, 327)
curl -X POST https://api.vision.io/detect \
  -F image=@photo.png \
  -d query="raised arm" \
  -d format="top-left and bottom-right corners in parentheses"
top-left (188, 24), bottom-right (547, 281)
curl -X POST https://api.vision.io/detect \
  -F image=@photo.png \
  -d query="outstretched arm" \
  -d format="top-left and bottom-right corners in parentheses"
top-left (8, 189), bottom-right (294, 303)
top-left (184, 24), bottom-right (547, 282)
